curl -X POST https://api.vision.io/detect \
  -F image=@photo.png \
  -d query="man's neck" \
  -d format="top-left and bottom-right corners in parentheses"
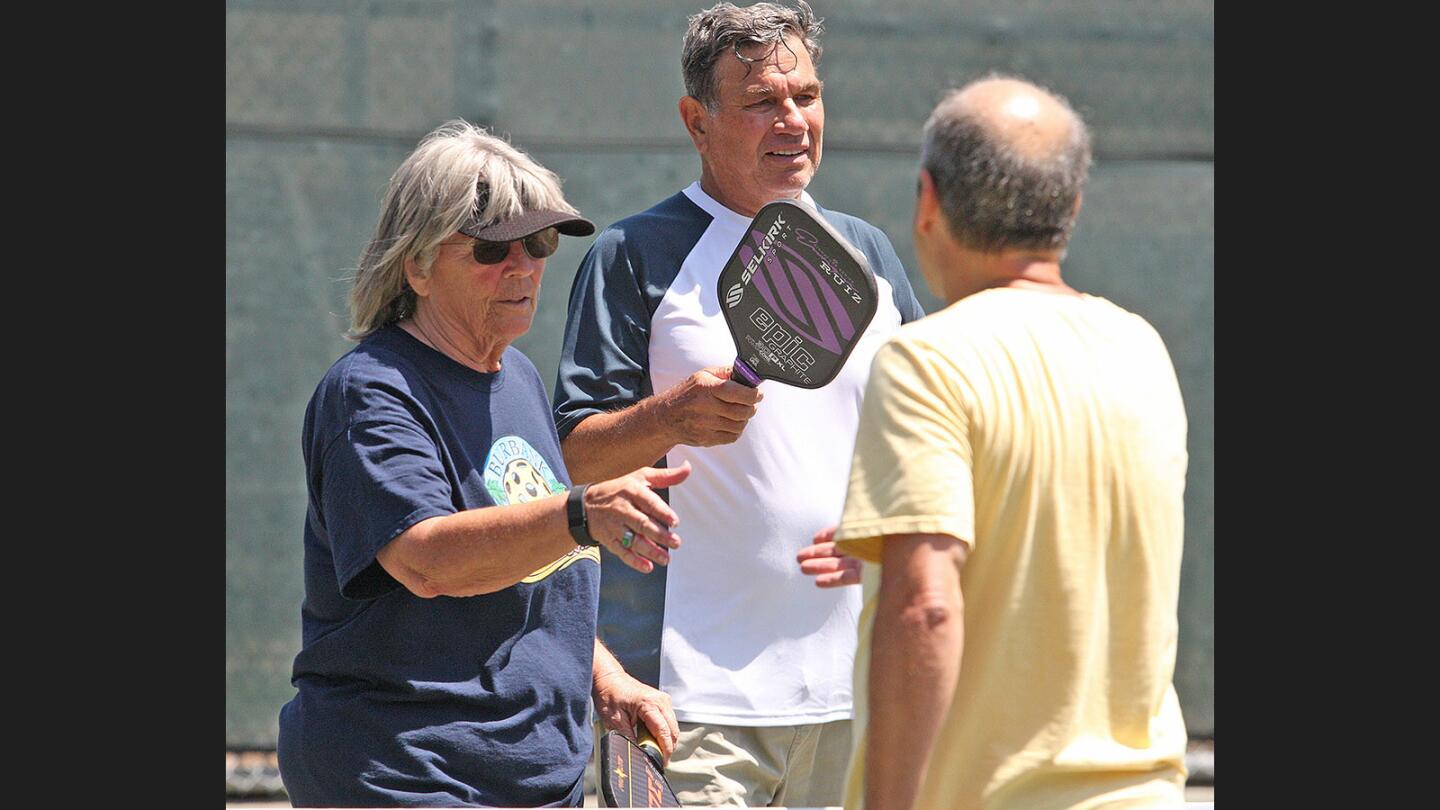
top-left (697, 171), bottom-right (801, 218)
top-left (948, 248), bottom-right (1078, 303)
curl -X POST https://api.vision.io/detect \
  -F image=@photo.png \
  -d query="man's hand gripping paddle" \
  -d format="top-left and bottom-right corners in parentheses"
top-left (717, 199), bottom-right (879, 388)
top-left (598, 724), bottom-right (680, 807)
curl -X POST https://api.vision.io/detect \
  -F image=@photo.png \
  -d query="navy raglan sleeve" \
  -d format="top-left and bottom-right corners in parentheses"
top-left (821, 207), bottom-right (928, 325)
top-left (868, 227), bottom-right (927, 324)
top-left (553, 229), bottom-right (655, 441)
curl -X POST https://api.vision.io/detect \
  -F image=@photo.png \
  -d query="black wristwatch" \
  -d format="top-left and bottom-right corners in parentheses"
top-left (566, 484), bottom-right (598, 547)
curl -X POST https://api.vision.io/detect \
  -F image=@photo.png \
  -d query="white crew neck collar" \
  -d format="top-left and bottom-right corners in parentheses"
top-left (682, 181), bottom-right (818, 225)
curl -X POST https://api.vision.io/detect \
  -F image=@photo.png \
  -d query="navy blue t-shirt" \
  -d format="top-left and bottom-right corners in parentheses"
top-left (277, 324), bottom-right (600, 808)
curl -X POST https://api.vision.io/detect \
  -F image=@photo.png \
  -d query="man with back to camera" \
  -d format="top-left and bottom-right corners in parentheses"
top-left (552, 1), bottom-right (924, 805)
top-left (829, 75), bottom-right (1190, 809)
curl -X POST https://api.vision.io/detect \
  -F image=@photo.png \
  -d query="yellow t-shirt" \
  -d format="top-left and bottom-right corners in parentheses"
top-left (836, 288), bottom-right (1189, 810)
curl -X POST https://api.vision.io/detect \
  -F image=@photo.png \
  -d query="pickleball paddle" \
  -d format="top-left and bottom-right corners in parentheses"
top-left (717, 198), bottom-right (879, 388)
top-left (598, 725), bottom-right (680, 807)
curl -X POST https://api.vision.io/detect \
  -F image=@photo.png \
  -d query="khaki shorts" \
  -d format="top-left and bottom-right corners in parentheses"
top-left (660, 719), bottom-right (853, 807)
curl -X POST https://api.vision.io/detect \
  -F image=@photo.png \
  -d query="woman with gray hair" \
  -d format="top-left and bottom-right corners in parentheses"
top-left (277, 120), bottom-right (685, 808)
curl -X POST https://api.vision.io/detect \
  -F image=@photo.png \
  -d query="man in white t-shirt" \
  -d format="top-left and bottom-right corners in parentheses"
top-left (553, 2), bottom-right (923, 805)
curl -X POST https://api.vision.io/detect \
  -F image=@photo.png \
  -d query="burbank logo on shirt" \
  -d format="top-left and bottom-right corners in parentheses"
top-left (484, 435), bottom-right (564, 505)
top-left (483, 435), bottom-right (598, 581)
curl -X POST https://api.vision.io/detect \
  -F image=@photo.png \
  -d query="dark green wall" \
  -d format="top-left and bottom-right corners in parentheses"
top-left (226, 0), bottom-right (1214, 747)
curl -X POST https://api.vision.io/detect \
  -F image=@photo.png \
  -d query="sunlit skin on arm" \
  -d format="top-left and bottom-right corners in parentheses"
top-left (864, 532), bottom-right (968, 810)
top-left (377, 494), bottom-right (586, 598)
top-left (377, 463), bottom-right (692, 597)
top-left (560, 367), bottom-right (761, 485)
top-left (592, 640), bottom-right (680, 764)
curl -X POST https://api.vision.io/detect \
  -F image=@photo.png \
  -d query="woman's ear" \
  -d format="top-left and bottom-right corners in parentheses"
top-left (403, 256), bottom-right (431, 298)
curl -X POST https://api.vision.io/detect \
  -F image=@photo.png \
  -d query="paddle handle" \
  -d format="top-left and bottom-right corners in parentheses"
top-left (635, 725), bottom-right (665, 770)
top-left (731, 357), bottom-right (763, 388)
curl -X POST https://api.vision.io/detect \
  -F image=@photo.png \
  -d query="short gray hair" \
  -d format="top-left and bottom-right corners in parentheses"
top-left (682, 1), bottom-right (824, 110)
top-left (920, 75), bottom-right (1092, 254)
top-left (346, 119), bottom-right (579, 339)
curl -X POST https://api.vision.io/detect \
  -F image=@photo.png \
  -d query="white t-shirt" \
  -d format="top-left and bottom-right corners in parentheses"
top-left (554, 183), bottom-right (924, 725)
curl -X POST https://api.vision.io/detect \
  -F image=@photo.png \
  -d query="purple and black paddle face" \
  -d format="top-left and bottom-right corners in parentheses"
top-left (718, 199), bottom-right (878, 388)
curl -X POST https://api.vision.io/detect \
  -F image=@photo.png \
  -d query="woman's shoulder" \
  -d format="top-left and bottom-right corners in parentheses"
top-left (498, 346), bottom-right (550, 402)
top-left (319, 328), bottom-right (408, 386)
top-left (500, 344), bottom-right (540, 377)
top-left (309, 329), bottom-right (425, 423)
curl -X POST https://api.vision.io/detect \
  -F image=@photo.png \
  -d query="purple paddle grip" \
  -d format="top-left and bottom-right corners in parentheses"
top-left (731, 357), bottom-right (763, 387)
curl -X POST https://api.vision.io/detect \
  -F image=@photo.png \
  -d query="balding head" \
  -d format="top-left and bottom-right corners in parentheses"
top-left (949, 77), bottom-right (1079, 159)
top-left (920, 74), bottom-right (1091, 254)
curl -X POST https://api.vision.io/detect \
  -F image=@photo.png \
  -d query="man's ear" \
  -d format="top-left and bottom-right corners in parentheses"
top-left (914, 169), bottom-right (943, 236)
top-left (679, 96), bottom-right (709, 150)
top-left (403, 256), bottom-right (430, 298)
top-left (1071, 192), bottom-right (1083, 218)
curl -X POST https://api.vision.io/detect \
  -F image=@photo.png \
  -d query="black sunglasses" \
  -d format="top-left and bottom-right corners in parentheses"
top-left (465, 227), bottom-right (561, 264)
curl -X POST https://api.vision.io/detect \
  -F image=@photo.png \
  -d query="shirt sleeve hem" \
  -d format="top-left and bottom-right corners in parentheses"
top-left (337, 504), bottom-right (456, 600)
top-left (834, 516), bottom-right (973, 562)
top-left (555, 407), bottom-right (605, 441)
